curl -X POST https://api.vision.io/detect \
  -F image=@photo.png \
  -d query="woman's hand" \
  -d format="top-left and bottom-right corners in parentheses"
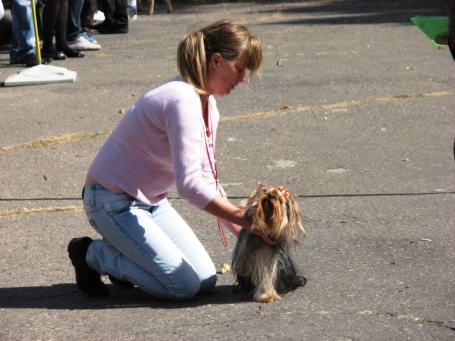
top-left (204, 196), bottom-right (250, 237)
top-left (204, 195), bottom-right (276, 245)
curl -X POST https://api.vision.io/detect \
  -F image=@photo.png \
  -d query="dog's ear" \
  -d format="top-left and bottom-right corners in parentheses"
top-left (286, 194), bottom-right (306, 240)
top-left (256, 182), bottom-right (266, 193)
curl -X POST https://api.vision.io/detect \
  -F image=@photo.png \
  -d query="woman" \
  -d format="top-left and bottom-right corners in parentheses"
top-left (68, 19), bottom-right (272, 301)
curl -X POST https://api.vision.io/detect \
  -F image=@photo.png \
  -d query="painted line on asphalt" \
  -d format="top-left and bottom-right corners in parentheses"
top-left (0, 205), bottom-right (83, 218)
top-left (2, 191), bottom-right (454, 218)
top-left (221, 90), bottom-right (455, 122)
top-left (1, 90), bottom-right (453, 154)
top-left (0, 130), bottom-right (112, 154)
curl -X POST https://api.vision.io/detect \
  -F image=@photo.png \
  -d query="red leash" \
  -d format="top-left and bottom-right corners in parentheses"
top-left (203, 102), bottom-right (228, 247)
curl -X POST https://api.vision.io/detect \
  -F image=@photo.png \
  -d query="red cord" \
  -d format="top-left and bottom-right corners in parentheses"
top-left (203, 103), bottom-right (228, 246)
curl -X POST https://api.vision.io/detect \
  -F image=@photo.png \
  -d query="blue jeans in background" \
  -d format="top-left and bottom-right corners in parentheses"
top-left (67, 0), bottom-right (83, 41)
top-left (10, 0), bottom-right (35, 63)
top-left (82, 184), bottom-right (217, 301)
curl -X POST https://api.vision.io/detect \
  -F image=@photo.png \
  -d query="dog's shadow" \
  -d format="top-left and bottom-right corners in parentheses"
top-left (0, 283), bottom-right (251, 310)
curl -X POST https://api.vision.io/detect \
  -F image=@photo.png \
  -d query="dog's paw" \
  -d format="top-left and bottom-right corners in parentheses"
top-left (256, 292), bottom-right (281, 303)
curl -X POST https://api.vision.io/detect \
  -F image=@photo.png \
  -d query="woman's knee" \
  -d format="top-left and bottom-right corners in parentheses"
top-left (198, 273), bottom-right (217, 294)
top-left (166, 270), bottom-right (217, 301)
top-left (167, 278), bottom-right (201, 301)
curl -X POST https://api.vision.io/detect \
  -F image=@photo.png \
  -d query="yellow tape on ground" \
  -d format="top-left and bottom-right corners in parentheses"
top-left (0, 130), bottom-right (112, 154)
top-left (0, 205), bottom-right (83, 217)
top-left (1, 90), bottom-right (453, 153)
top-left (221, 90), bottom-right (455, 122)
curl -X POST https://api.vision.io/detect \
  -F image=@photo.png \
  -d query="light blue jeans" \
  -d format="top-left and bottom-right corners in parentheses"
top-left (10, 0), bottom-right (36, 63)
top-left (82, 184), bottom-right (217, 301)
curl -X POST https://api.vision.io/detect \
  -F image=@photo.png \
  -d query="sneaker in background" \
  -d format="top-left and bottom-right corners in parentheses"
top-left (93, 11), bottom-right (105, 24)
top-left (68, 34), bottom-right (101, 50)
top-left (82, 31), bottom-right (98, 44)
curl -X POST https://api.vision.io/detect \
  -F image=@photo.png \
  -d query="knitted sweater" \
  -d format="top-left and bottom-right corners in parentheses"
top-left (87, 77), bottom-right (223, 210)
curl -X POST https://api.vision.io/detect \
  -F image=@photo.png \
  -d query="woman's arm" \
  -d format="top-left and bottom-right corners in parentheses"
top-left (204, 196), bottom-right (250, 232)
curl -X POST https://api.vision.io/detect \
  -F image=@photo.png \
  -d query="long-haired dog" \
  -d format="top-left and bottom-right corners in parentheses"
top-left (232, 183), bottom-right (306, 303)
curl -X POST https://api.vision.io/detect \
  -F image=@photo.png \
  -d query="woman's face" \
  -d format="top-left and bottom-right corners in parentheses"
top-left (206, 51), bottom-right (248, 96)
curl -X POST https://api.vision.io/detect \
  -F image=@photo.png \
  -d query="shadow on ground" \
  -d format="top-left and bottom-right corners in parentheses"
top-left (0, 283), bottom-right (251, 310)
top-left (253, 0), bottom-right (446, 25)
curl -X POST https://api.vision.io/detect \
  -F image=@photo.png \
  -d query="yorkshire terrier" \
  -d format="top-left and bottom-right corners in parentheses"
top-left (232, 183), bottom-right (306, 303)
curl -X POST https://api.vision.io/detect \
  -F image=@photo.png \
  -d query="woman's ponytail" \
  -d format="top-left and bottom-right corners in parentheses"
top-left (177, 31), bottom-right (208, 94)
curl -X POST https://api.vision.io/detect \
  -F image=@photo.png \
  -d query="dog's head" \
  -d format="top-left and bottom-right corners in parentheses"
top-left (243, 183), bottom-right (306, 243)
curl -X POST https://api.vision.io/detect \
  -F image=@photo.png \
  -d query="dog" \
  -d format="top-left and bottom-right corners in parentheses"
top-left (137, 0), bottom-right (173, 14)
top-left (232, 183), bottom-right (306, 303)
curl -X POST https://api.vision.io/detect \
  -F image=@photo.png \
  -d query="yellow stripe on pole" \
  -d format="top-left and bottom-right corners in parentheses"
top-left (30, 0), bottom-right (42, 64)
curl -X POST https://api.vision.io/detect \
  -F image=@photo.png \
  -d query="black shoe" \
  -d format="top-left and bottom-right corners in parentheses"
top-left (41, 57), bottom-right (53, 65)
top-left (68, 237), bottom-right (109, 297)
top-left (61, 48), bottom-right (85, 58)
top-left (92, 21), bottom-right (110, 31)
top-left (97, 24), bottom-right (128, 34)
top-left (42, 49), bottom-right (67, 61)
top-left (108, 274), bottom-right (135, 289)
top-left (17, 53), bottom-right (39, 67)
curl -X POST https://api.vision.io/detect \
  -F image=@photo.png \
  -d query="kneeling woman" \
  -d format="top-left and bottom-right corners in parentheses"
top-left (68, 19), bottom-right (272, 301)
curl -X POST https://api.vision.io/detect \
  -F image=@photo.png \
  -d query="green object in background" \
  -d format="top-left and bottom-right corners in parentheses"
top-left (410, 16), bottom-right (449, 46)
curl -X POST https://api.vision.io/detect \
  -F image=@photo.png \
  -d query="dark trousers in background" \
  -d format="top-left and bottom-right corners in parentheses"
top-left (97, 0), bottom-right (128, 27)
top-left (81, 0), bottom-right (97, 31)
top-left (67, 0), bottom-right (84, 41)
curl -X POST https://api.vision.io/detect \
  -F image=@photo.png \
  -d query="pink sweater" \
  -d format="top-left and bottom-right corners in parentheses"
top-left (87, 77), bottom-right (224, 210)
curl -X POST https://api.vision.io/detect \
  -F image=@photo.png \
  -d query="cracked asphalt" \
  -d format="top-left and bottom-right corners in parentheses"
top-left (1, 1), bottom-right (454, 340)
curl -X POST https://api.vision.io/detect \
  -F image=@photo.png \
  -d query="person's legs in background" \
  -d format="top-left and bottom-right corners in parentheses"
top-left (67, 0), bottom-right (101, 50)
top-left (436, 0), bottom-right (455, 59)
top-left (67, 0), bottom-right (83, 42)
top-left (446, 0), bottom-right (455, 59)
top-left (41, 0), bottom-right (84, 61)
top-left (0, 0), bottom-right (4, 20)
top-left (81, 0), bottom-right (97, 32)
top-left (95, 0), bottom-right (128, 34)
top-left (10, 0), bottom-right (38, 66)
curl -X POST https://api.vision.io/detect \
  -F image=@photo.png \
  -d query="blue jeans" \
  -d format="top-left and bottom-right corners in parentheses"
top-left (82, 184), bottom-right (217, 301)
top-left (67, 0), bottom-right (83, 42)
top-left (10, 0), bottom-right (35, 63)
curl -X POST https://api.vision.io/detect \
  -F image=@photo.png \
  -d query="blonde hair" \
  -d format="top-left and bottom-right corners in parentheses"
top-left (177, 19), bottom-right (262, 94)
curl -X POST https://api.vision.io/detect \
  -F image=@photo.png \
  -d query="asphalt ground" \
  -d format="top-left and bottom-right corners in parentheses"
top-left (0, 1), bottom-right (454, 340)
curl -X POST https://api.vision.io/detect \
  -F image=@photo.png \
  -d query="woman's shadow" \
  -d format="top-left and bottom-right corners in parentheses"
top-left (0, 283), bottom-right (251, 310)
